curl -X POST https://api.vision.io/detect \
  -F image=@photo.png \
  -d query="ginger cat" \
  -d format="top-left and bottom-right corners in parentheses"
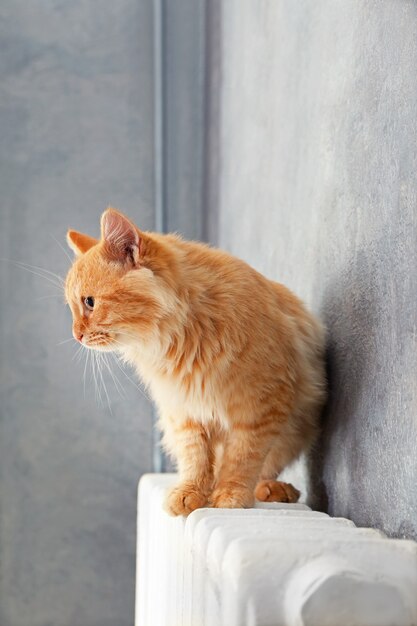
top-left (65, 208), bottom-right (327, 515)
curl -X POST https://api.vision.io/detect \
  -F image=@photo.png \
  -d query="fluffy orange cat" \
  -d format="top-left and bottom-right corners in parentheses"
top-left (65, 208), bottom-right (326, 515)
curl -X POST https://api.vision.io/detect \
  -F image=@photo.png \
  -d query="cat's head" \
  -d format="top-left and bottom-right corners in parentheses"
top-left (65, 208), bottom-right (178, 351)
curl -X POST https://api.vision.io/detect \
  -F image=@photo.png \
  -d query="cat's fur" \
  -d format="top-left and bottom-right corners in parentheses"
top-left (65, 208), bottom-right (327, 515)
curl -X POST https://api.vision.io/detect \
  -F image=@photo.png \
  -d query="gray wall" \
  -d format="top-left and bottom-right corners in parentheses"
top-left (161, 0), bottom-right (206, 239)
top-left (0, 2), bottom-right (155, 625)
top-left (208, 0), bottom-right (417, 538)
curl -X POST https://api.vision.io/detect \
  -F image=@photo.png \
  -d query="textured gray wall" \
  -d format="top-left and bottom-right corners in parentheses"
top-left (162, 0), bottom-right (206, 240)
top-left (0, 2), bottom-right (155, 625)
top-left (209, 0), bottom-right (417, 538)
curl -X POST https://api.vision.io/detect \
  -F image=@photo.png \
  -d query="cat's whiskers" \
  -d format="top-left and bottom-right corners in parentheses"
top-left (80, 344), bottom-right (115, 414)
top-left (38, 294), bottom-right (66, 301)
top-left (77, 330), bottom-right (142, 401)
top-left (72, 344), bottom-right (85, 363)
top-left (17, 265), bottom-right (63, 291)
top-left (57, 337), bottom-right (76, 346)
top-left (83, 347), bottom-right (90, 398)
top-left (102, 353), bottom-right (126, 398)
top-left (14, 260), bottom-right (64, 287)
top-left (2, 258), bottom-right (65, 293)
top-left (105, 337), bottom-right (152, 402)
top-left (91, 349), bottom-right (103, 406)
top-left (78, 337), bottom-right (136, 403)
top-left (96, 352), bottom-right (113, 414)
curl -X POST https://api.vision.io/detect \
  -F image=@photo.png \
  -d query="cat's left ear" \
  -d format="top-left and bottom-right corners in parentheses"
top-left (67, 230), bottom-right (99, 256)
top-left (100, 207), bottom-right (143, 266)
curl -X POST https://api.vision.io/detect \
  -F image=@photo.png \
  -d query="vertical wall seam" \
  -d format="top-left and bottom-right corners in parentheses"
top-left (152, 0), bottom-right (165, 472)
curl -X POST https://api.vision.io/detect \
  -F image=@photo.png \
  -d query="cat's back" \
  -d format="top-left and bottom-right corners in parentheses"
top-left (162, 233), bottom-right (325, 352)
top-left (164, 233), bottom-right (276, 296)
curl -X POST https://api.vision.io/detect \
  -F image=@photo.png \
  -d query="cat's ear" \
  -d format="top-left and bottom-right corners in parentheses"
top-left (67, 230), bottom-right (99, 256)
top-left (100, 207), bottom-right (142, 265)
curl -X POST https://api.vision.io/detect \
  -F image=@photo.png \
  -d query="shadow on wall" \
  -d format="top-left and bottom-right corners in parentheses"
top-left (309, 249), bottom-right (381, 515)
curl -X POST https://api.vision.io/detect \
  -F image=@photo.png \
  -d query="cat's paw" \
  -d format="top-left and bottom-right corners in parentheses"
top-left (210, 484), bottom-right (254, 509)
top-left (254, 479), bottom-right (300, 503)
top-left (164, 481), bottom-right (208, 516)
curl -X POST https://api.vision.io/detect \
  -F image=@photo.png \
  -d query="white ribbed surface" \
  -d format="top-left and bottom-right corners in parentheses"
top-left (135, 474), bottom-right (417, 626)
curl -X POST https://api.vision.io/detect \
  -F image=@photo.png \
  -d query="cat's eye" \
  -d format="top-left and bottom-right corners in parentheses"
top-left (84, 296), bottom-right (95, 310)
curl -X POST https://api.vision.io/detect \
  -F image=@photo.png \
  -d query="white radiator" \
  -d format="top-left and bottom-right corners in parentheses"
top-left (135, 474), bottom-right (417, 626)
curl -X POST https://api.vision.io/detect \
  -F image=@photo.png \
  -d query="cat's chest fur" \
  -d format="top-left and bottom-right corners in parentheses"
top-left (121, 343), bottom-right (227, 427)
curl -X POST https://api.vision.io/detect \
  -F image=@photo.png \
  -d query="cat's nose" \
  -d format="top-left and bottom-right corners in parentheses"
top-left (73, 330), bottom-right (84, 342)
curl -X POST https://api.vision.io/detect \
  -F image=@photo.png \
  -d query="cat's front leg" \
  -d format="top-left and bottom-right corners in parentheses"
top-left (162, 417), bottom-right (214, 516)
top-left (210, 421), bottom-right (282, 509)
